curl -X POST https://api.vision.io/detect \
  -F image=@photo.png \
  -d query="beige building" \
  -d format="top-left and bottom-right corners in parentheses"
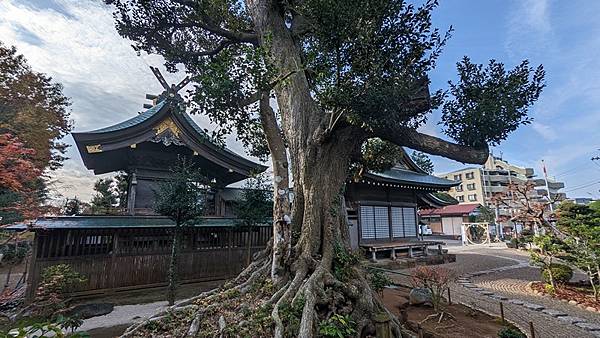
top-left (440, 155), bottom-right (565, 218)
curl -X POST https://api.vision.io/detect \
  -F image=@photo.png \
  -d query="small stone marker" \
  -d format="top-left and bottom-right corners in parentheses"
top-left (522, 303), bottom-right (544, 311)
top-left (575, 322), bottom-right (600, 331)
top-left (557, 316), bottom-right (585, 324)
top-left (541, 309), bottom-right (567, 317)
top-left (490, 294), bottom-right (508, 300)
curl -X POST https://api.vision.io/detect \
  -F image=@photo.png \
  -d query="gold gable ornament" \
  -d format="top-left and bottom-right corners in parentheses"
top-left (86, 144), bottom-right (102, 153)
top-left (154, 117), bottom-right (181, 136)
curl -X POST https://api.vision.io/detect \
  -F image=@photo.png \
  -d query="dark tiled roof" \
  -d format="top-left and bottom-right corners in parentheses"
top-left (5, 216), bottom-right (270, 230)
top-left (367, 168), bottom-right (459, 188)
top-left (87, 101), bottom-right (167, 134)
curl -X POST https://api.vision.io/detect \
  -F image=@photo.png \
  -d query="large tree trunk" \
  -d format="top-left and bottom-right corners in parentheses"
top-left (246, 2), bottom-right (398, 337)
top-left (122, 1), bottom-right (406, 337)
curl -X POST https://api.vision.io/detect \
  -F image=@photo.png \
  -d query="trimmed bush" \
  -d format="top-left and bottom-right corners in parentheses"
top-left (542, 264), bottom-right (573, 284)
top-left (498, 327), bottom-right (526, 338)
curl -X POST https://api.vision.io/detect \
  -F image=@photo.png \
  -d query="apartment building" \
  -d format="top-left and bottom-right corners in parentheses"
top-left (440, 155), bottom-right (566, 217)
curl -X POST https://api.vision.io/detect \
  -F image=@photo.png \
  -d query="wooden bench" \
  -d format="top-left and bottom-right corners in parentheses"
top-left (360, 241), bottom-right (445, 262)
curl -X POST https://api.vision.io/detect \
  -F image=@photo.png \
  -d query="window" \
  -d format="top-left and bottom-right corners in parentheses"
top-left (453, 174), bottom-right (462, 181)
top-left (465, 172), bottom-right (475, 179)
top-left (360, 205), bottom-right (417, 240)
top-left (455, 185), bottom-right (463, 192)
top-left (467, 183), bottom-right (476, 190)
top-left (457, 195), bottom-right (465, 202)
top-left (468, 194), bottom-right (477, 202)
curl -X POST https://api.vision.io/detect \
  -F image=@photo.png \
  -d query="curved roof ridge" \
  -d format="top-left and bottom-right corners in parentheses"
top-left (86, 100), bottom-right (167, 134)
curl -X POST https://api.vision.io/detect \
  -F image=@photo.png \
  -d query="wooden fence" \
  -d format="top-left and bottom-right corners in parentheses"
top-left (26, 225), bottom-right (271, 299)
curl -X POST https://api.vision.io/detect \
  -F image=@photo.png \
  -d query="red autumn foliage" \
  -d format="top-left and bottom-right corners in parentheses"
top-left (0, 133), bottom-right (39, 191)
top-left (0, 133), bottom-right (44, 220)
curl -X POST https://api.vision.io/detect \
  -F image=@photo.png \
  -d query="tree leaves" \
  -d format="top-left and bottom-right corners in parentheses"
top-left (441, 57), bottom-right (545, 148)
top-left (153, 157), bottom-right (211, 225)
top-left (0, 43), bottom-right (71, 170)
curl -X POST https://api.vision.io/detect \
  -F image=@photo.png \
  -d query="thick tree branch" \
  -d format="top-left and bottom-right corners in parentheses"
top-left (190, 40), bottom-right (235, 57)
top-left (376, 126), bottom-right (489, 164)
top-left (168, 0), bottom-right (259, 44)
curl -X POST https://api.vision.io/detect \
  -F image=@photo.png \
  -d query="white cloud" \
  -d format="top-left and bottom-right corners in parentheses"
top-left (0, 0), bottom-right (258, 202)
top-left (530, 121), bottom-right (557, 141)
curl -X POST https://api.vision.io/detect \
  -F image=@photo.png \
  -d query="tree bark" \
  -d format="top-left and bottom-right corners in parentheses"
top-left (167, 226), bottom-right (182, 306)
top-left (246, 2), bottom-right (391, 337)
top-left (259, 92), bottom-right (292, 285)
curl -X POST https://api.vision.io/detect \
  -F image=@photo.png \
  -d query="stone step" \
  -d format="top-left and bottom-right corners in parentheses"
top-left (522, 303), bottom-right (544, 311)
top-left (489, 294), bottom-right (508, 300)
top-left (557, 316), bottom-right (586, 324)
top-left (575, 322), bottom-right (600, 332)
top-left (541, 309), bottom-right (567, 317)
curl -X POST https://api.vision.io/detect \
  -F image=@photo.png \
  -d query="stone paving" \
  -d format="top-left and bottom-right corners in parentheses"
top-left (389, 244), bottom-right (600, 338)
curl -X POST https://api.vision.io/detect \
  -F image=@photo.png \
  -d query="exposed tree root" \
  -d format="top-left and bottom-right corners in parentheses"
top-left (120, 249), bottom-right (413, 338)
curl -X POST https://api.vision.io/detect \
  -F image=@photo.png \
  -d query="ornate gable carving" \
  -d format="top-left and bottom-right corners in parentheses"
top-left (153, 117), bottom-right (180, 137)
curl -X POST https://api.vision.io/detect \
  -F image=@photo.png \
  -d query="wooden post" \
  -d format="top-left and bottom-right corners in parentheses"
top-left (109, 231), bottom-right (119, 292)
top-left (438, 244), bottom-right (443, 255)
top-left (499, 302), bottom-right (505, 323)
top-left (373, 313), bottom-right (391, 338)
top-left (408, 247), bottom-right (413, 258)
top-left (447, 287), bottom-right (452, 305)
top-left (25, 232), bottom-right (38, 303)
top-left (417, 324), bottom-right (424, 338)
top-left (529, 321), bottom-right (535, 338)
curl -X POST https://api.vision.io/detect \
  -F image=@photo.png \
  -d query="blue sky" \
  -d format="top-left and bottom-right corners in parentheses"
top-left (0, 0), bottom-right (599, 201)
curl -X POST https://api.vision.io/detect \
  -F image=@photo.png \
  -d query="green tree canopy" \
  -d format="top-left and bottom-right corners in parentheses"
top-left (90, 178), bottom-right (118, 214)
top-left (410, 151), bottom-right (434, 174)
top-left (0, 42), bottom-right (71, 170)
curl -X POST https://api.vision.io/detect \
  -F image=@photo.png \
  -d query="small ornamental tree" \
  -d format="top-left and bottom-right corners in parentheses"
top-left (107, 0), bottom-right (545, 335)
top-left (530, 234), bottom-right (567, 290)
top-left (234, 174), bottom-right (273, 265)
top-left (153, 158), bottom-right (209, 305)
top-left (557, 201), bottom-right (600, 300)
top-left (411, 266), bottom-right (455, 312)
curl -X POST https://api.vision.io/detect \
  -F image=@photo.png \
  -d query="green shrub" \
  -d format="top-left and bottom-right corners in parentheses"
top-left (5, 315), bottom-right (88, 338)
top-left (544, 283), bottom-right (555, 295)
top-left (368, 269), bottom-right (392, 294)
top-left (542, 264), bottom-right (573, 284)
top-left (0, 242), bottom-right (30, 264)
top-left (35, 264), bottom-right (87, 317)
top-left (318, 314), bottom-right (356, 338)
top-left (498, 327), bottom-right (526, 338)
top-left (333, 244), bottom-right (360, 282)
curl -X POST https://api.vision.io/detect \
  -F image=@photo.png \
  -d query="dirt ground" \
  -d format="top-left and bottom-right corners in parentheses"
top-left (382, 287), bottom-right (521, 338)
top-left (0, 262), bottom-right (25, 291)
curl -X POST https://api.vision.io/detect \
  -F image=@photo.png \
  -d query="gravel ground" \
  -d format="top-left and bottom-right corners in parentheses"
top-left (78, 300), bottom-right (167, 332)
top-left (388, 244), bottom-right (600, 338)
